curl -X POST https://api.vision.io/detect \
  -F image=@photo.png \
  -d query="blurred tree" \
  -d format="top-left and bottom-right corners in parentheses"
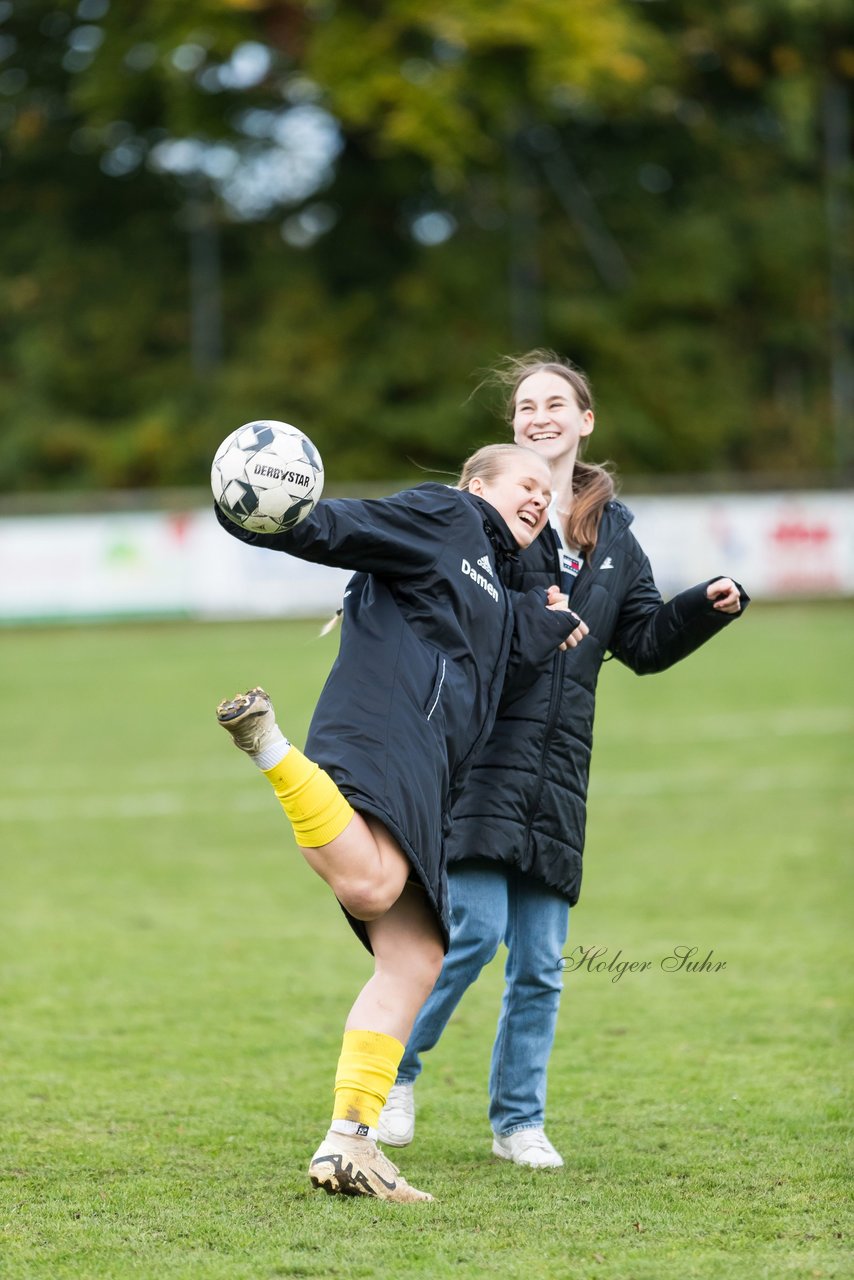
top-left (0, 0), bottom-right (850, 492)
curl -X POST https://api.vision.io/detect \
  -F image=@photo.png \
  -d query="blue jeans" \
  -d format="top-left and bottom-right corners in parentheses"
top-left (398, 860), bottom-right (570, 1136)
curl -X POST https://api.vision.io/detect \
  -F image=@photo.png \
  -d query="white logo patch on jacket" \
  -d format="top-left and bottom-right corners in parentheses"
top-left (461, 558), bottom-right (499, 601)
top-left (477, 554), bottom-right (494, 578)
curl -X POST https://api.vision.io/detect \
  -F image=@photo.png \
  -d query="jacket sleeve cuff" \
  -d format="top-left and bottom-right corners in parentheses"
top-left (213, 501), bottom-right (260, 544)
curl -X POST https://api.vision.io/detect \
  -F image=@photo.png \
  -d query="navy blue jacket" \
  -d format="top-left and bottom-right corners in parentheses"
top-left (446, 500), bottom-right (749, 902)
top-left (215, 484), bottom-right (577, 947)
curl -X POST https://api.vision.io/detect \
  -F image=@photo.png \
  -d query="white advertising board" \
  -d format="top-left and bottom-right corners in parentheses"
top-left (627, 492), bottom-right (854, 600)
top-left (0, 493), bottom-right (851, 624)
top-left (0, 509), bottom-right (351, 623)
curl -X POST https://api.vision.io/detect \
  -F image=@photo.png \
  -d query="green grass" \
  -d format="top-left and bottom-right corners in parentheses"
top-left (0, 605), bottom-right (851, 1279)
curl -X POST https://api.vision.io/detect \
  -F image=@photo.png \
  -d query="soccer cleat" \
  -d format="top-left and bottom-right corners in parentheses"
top-left (216, 686), bottom-right (281, 755)
top-left (308, 1130), bottom-right (433, 1202)
top-left (377, 1082), bottom-right (416, 1147)
top-left (492, 1128), bottom-right (564, 1169)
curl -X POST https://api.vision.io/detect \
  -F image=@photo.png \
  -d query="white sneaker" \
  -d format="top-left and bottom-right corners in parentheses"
top-left (216, 686), bottom-right (281, 755)
top-left (378, 1083), bottom-right (416, 1147)
top-left (308, 1129), bottom-right (432, 1202)
top-left (492, 1128), bottom-right (564, 1169)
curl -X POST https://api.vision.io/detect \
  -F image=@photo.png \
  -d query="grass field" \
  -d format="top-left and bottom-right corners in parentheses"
top-left (1, 605), bottom-right (851, 1279)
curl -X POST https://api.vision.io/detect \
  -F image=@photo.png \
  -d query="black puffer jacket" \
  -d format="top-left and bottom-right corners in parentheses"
top-left (446, 500), bottom-right (749, 902)
top-left (215, 486), bottom-right (577, 947)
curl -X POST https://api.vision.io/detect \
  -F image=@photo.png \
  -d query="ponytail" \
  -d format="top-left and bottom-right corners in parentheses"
top-left (319, 607), bottom-right (343, 637)
top-left (565, 461), bottom-right (616, 555)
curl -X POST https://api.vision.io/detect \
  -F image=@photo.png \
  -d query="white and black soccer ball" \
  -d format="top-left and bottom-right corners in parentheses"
top-left (211, 420), bottom-right (324, 534)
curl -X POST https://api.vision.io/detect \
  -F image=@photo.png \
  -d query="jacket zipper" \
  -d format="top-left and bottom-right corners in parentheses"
top-left (520, 506), bottom-right (628, 853)
top-left (522, 647), bottom-right (566, 852)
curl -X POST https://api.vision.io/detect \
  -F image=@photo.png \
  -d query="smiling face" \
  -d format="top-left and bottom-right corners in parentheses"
top-left (466, 449), bottom-right (553, 549)
top-left (512, 369), bottom-right (594, 468)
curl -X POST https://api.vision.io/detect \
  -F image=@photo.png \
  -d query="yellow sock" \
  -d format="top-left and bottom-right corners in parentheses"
top-left (263, 746), bottom-right (354, 847)
top-left (332, 1029), bottom-right (405, 1131)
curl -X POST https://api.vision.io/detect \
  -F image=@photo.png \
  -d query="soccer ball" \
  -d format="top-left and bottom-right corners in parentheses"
top-left (211, 419), bottom-right (324, 534)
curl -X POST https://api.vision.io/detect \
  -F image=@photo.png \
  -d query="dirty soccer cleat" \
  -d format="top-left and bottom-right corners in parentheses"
top-left (308, 1131), bottom-right (433, 1203)
top-left (216, 686), bottom-right (281, 755)
top-left (377, 1082), bottom-right (416, 1147)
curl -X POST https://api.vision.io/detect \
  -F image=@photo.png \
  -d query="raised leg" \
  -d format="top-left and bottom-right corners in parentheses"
top-left (217, 687), bottom-right (410, 918)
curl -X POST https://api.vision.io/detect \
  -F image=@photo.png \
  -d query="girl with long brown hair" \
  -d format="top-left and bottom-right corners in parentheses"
top-left (380, 352), bottom-right (747, 1167)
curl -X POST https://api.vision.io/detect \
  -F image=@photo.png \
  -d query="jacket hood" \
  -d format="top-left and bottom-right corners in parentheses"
top-left (462, 491), bottom-right (522, 568)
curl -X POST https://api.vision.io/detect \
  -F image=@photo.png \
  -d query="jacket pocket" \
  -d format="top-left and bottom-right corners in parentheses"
top-left (425, 655), bottom-right (447, 721)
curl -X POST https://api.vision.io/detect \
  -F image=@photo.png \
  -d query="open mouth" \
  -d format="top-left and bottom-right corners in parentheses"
top-left (518, 510), bottom-right (540, 529)
top-left (530, 431), bottom-right (559, 441)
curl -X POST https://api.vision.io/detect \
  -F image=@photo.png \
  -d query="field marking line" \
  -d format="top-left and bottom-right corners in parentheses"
top-left (0, 763), bottom-right (849, 823)
top-left (600, 705), bottom-right (854, 745)
top-left (2, 706), bottom-right (851, 795)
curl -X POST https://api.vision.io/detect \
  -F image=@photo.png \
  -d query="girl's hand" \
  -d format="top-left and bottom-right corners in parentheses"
top-left (707, 577), bottom-right (741, 614)
top-left (546, 585), bottom-right (589, 650)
